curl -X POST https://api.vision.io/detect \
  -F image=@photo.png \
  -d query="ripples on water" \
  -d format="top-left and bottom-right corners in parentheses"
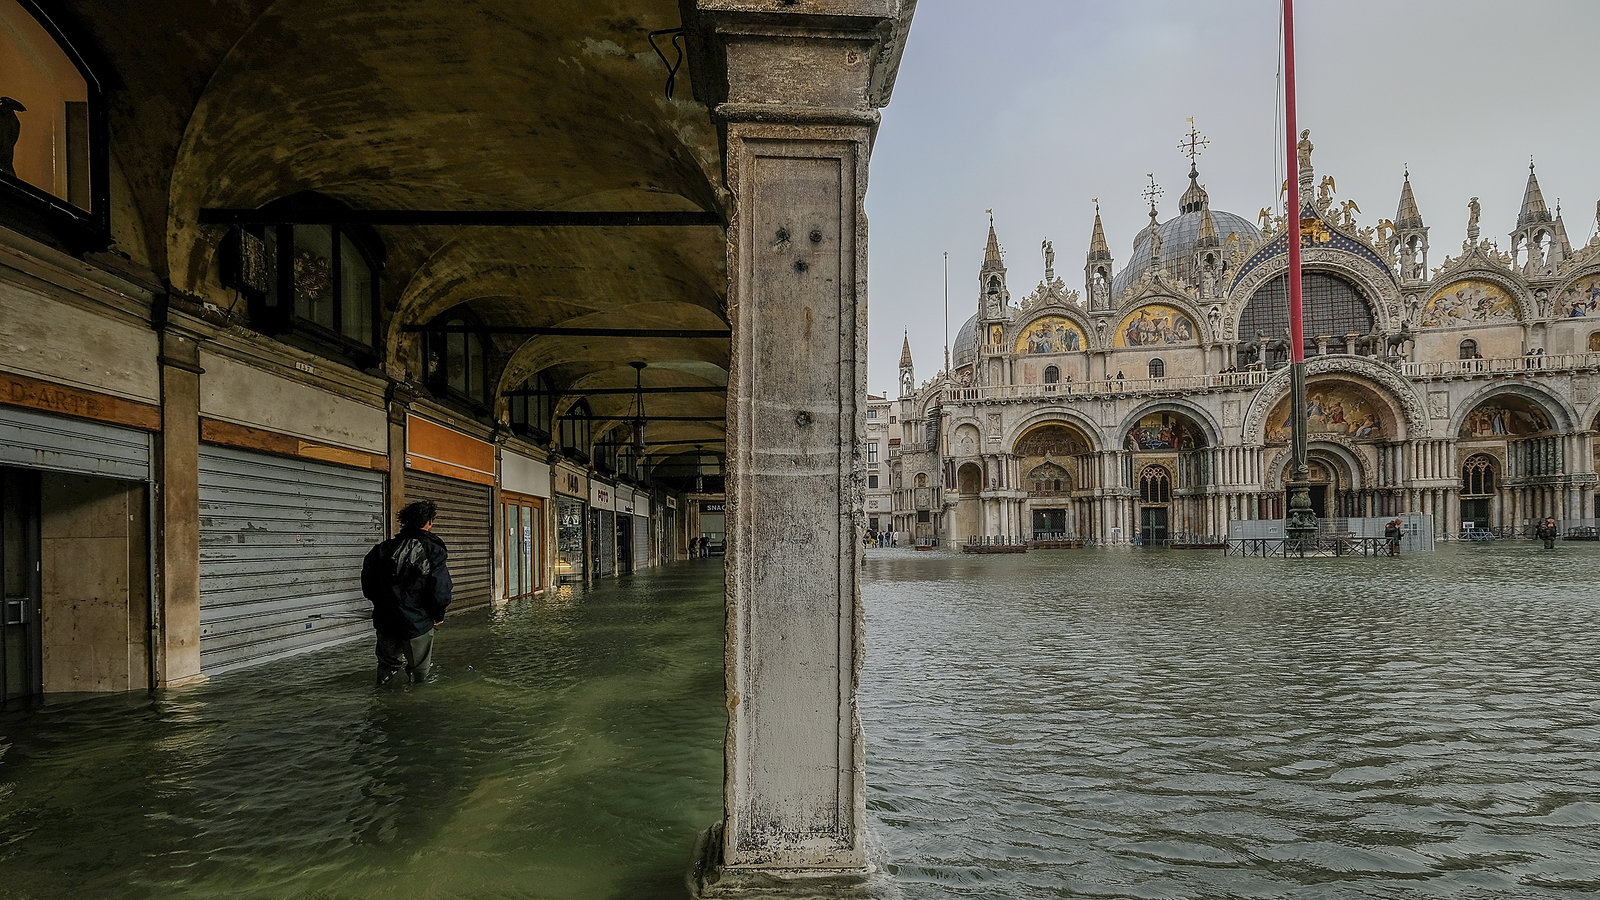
top-left (0, 564), bottom-right (727, 900)
top-left (863, 542), bottom-right (1600, 899)
top-left (3, 546), bottom-right (1598, 899)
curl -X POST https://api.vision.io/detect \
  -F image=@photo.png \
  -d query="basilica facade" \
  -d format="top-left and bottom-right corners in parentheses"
top-left (878, 135), bottom-right (1600, 545)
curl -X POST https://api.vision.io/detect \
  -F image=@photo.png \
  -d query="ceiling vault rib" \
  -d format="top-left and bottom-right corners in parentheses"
top-left (405, 325), bottom-right (729, 338)
top-left (506, 385), bottom-right (726, 397)
top-left (197, 209), bottom-right (725, 228)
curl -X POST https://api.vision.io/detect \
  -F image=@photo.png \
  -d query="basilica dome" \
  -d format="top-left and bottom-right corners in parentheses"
top-left (954, 312), bottom-right (978, 369)
top-left (1109, 173), bottom-right (1260, 299)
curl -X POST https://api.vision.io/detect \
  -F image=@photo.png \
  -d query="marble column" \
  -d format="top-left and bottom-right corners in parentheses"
top-left (695, 2), bottom-right (913, 884)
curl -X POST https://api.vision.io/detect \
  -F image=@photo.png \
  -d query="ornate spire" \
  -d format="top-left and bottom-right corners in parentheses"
top-left (1518, 160), bottom-right (1553, 227)
top-left (1178, 162), bottom-right (1209, 214)
top-left (1087, 200), bottom-right (1111, 261)
top-left (1395, 168), bottom-right (1424, 229)
top-left (1551, 199), bottom-right (1572, 257)
top-left (1196, 196), bottom-right (1219, 247)
top-left (899, 331), bottom-right (913, 369)
top-left (983, 213), bottom-right (1003, 268)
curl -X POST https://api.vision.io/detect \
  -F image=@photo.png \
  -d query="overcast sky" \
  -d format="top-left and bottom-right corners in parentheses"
top-left (864, 0), bottom-right (1600, 396)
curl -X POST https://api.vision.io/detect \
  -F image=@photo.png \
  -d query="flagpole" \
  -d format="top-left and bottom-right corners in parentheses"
top-left (943, 251), bottom-right (950, 375)
top-left (1283, 0), bottom-right (1316, 544)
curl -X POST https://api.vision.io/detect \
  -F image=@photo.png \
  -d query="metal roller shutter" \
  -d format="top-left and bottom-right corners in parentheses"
top-left (198, 445), bottom-right (384, 675)
top-left (633, 514), bottom-right (650, 570)
top-left (404, 470), bottom-right (493, 609)
top-left (0, 405), bottom-right (151, 481)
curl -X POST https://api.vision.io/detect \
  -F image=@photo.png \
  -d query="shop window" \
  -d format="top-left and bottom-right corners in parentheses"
top-left (1148, 358), bottom-right (1165, 379)
top-left (509, 371), bottom-right (556, 440)
top-left (424, 304), bottom-right (491, 411)
top-left (0, 0), bottom-right (109, 247)
top-left (232, 195), bottom-right (382, 365)
top-left (560, 401), bottom-right (592, 461)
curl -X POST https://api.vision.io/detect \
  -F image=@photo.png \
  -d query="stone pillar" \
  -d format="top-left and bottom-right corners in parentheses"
top-left (693, 2), bottom-right (913, 885)
top-left (154, 323), bottom-right (204, 687)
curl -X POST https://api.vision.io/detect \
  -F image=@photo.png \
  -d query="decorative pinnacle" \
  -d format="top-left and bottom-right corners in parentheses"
top-left (1141, 174), bottom-right (1163, 213)
top-left (1178, 117), bottom-right (1209, 163)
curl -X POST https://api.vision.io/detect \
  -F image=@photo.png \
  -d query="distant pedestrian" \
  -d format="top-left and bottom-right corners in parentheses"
top-left (1536, 517), bottom-right (1557, 549)
top-left (362, 500), bottom-right (452, 685)
top-left (1384, 517), bottom-right (1403, 557)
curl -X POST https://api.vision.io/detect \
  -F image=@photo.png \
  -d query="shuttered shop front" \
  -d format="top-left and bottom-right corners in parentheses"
top-left (404, 416), bottom-right (496, 609)
top-left (404, 470), bottom-right (492, 608)
top-left (198, 445), bottom-right (384, 675)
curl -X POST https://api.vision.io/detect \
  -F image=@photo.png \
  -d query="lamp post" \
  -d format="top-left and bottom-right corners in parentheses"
top-left (1282, 0), bottom-right (1316, 545)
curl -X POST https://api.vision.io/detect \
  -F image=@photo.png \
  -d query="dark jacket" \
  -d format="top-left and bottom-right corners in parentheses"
top-left (1536, 521), bottom-right (1557, 540)
top-left (362, 527), bottom-right (452, 639)
top-left (1384, 522), bottom-right (1402, 542)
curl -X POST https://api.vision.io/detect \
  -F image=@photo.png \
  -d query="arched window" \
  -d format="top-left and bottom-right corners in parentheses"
top-left (509, 371), bottom-right (556, 439)
top-left (560, 401), bottom-right (592, 461)
top-left (1043, 365), bottom-right (1060, 384)
top-left (1459, 339), bottom-right (1479, 360)
top-left (1148, 358), bottom-right (1165, 379)
top-left (1588, 332), bottom-right (1600, 352)
top-left (914, 473), bottom-right (929, 488)
top-left (425, 304), bottom-right (491, 410)
top-left (1240, 272), bottom-right (1375, 359)
top-left (237, 193), bottom-right (382, 362)
top-left (1027, 462), bottom-right (1070, 495)
top-left (1139, 465), bottom-right (1172, 503)
top-left (0, 0), bottom-right (108, 240)
top-left (1461, 455), bottom-right (1496, 496)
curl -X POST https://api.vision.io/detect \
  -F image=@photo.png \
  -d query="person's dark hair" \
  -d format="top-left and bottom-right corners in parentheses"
top-left (398, 500), bottom-right (437, 530)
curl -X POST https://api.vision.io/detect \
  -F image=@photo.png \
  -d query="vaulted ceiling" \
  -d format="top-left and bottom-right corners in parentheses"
top-left (69, 0), bottom-right (730, 471)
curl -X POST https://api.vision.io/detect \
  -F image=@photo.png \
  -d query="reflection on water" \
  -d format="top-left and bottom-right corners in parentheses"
top-left (863, 542), bottom-right (1600, 899)
top-left (4, 545), bottom-right (1598, 899)
top-left (0, 562), bottom-right (727, 900)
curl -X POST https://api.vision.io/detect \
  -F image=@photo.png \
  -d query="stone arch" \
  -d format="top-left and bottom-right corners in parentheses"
top-left (951, 422), bottom-right (983, 458)
top-left (955, 461), bottom-right (983, 494)
top-left (1450, 381), bottom-right (1576, 438)
top-left (1227, 248), bottom-right (1401, 336)
top-left (1552, 267), bottom-right (1600, 319)
top-left (1116, 400), bottom-right (1221, 450)
top-left (1011, 311), bottom-right (1090, 354)
top-left (1420, 272), bottom-right (1532, 327)
top-left (1243, 355), bottom-right (1427, 442)
top-left (1112, 297), bottom-right (1207, 347)
top-left (1004, 409), bottom-right (1103, 455)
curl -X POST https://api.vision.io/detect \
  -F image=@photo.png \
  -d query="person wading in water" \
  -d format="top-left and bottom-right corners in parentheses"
top-left (362, 500), bottom-right (453, 685)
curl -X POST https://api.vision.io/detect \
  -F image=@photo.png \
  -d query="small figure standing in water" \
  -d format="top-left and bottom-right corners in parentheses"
top-left (362, 500), bottom-right (452, 685)
top-left (1536, 516), bottom-right (1558, 550)
top-left (1384, 517), bottom-right (1403, 557)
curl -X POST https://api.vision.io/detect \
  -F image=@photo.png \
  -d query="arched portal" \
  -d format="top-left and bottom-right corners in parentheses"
top-left (1457, 389), bottom-right (1564, 526)
top-left (1013, 422), bottom-right (1093, 542)
top-left (953, 461), bottom-right (983, 542)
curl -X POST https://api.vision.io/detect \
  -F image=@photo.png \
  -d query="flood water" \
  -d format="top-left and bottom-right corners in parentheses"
top-left (1, 545), bottom-right (1598, 899)
top-left (864, 542), bottom-right (1600, 899)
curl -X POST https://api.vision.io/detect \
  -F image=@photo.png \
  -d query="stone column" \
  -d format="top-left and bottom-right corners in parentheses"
top-left (692, 2), bottom-right (913, 886)
top-left (154, 323), bottom-right (204, 686)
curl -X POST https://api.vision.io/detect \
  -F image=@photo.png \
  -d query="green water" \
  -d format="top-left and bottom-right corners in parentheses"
top-left (0, 561), bottom-right (727, 900)
top-left (4, 543), bottom-right (1599, 899)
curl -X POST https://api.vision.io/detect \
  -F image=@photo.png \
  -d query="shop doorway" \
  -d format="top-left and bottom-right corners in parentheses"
top-left (1, 469), bottom-right (41, 706)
